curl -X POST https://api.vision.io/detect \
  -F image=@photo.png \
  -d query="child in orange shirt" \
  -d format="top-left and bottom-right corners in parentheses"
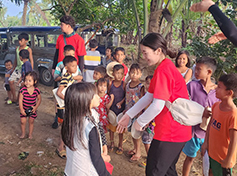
top-left (202, 73), bottom-right (237, 176)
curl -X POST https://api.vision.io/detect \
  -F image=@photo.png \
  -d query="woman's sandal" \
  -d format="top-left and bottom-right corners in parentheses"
top-left (116, 147), bottom-right (123, 155)
top-left (55, 149), bottom-right (66, 159)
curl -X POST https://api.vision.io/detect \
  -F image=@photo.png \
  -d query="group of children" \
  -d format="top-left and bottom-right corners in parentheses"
top-left (4, 32), bottom-right (41, 139)
top-left (3, 30), bottom-right (237, 176)
top-left (175, 50), bottom-right (237, 176)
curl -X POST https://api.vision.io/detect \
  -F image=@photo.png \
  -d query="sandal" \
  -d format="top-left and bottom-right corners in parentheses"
top-left (108, 145), bottom-right (114, 152)
top-left (55, 149), bottom-right (66, 159)
top-left (116, 147), bottom-right (123, 155)
top-left (138, 161), bottom-right (146, 168)
top-left (129, 155), bottom-right (141, 163)
top-left (125, 150), bottom-right (136, 157)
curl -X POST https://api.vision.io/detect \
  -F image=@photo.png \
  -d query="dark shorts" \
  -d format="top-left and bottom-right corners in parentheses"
top-left (210, 157), bottom-right (232, 176)
top-left (5, 84), bottom-right (10, 91)
top-left (57, 104), bottom-right (64, 124)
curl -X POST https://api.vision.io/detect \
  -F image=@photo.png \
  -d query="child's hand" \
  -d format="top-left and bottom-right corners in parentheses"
top-left (220, 158), bottom-right (232, 169)
top-left (32, 106), bottom-right (37, 113)
top-left (203, 107), bottom-right (212, 118)
top-left (5, 73), bottom-right (10, 78)
top-left (20, 110), bottom-right (27, 116)
top-left (201, 142), bottom-right (208, 156)
top-left (116, 102), bottom-right (122, 109)
top-left (101, 153), bottom-right (111, 163)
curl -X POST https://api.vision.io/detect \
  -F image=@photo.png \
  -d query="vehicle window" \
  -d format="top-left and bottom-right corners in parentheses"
top-left (9, 33), bottom-right (32, 47)
top-left (0, 34), bottom-right (8, 52)
top-left (47, 34), bottom-right (58, 48)
top-left (34, 35), bottom-right (46, 47)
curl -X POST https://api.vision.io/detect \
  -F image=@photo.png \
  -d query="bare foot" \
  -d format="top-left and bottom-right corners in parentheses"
top-left (19, 134), bottom-right (25, 139)
top-left (28, 135), bottom-right (33, 139)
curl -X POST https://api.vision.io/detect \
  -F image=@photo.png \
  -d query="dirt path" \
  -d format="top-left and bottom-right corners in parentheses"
top-left (0, 75), bottom-right (236, 176)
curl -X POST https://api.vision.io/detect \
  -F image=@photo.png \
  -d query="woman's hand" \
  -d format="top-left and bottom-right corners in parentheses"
top-left (117, 113), bottom-right (130, 133)
top-left (190, 0), bottom-right (215, 12)
top-left (208, 32), bottom-right (227, 44)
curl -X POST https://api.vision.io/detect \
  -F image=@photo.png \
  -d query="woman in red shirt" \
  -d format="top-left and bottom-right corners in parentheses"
top-left (117, 33), bottom-right (192, 176)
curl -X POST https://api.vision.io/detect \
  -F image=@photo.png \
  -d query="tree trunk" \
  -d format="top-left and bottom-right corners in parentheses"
top-left (34, 2), bottom-right (51, 26)
top-left (143, 0), bottom-right (149, 36)
top-left (22, 0), bottom-right (29, 26)
top-left (148, 9), bottom-right (163, 33)
top-left (181, 20), bottom-right (187, 47)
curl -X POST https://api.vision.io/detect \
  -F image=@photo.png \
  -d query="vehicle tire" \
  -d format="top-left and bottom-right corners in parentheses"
top-left (39, 67), bottom-right (54, 86)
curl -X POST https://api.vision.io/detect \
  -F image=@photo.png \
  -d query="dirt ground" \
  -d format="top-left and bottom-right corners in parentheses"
top-left (0, 75), bottom-right (236, 176)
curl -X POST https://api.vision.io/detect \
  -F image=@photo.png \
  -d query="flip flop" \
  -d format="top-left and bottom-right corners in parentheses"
top-left (125, 150), bottom-right (136, 157)
top-left (55, 149), bottom-right (66, 159)
top-left (138, 161), bottom-right (146, 168)
top-left (108, 143), bottom-right (114, 152)
top-left (116, 147), bottom-right (123, 155)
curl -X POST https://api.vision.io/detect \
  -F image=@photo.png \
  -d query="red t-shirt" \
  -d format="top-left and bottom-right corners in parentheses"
top-left (56, 34), bottom-right (87, 63)
top-left (121, 63), bottom-right (128, 81)
top-left (148, 58), bottom-right (192, 142)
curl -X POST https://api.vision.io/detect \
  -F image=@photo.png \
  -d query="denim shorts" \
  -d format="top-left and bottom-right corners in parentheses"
top-left (182, 137), bottom-right (204, 158)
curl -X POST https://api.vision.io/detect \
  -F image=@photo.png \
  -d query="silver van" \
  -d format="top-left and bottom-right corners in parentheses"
top-left (0, 26), bottom-right (119, 86)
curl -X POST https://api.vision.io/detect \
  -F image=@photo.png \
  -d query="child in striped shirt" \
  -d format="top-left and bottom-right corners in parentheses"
top-left (19, 71), bottom-right (41, 139)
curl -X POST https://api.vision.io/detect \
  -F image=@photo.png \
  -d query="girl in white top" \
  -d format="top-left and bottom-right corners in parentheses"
top-left (175, 50), bottom-right (192, 84)
top-left (61, 82), bottom-right (111, 176)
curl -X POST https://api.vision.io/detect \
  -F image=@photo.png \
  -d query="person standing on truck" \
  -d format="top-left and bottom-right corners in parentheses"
top-left (52, 15), bottom-right (86, 79)
top-left (9, 32), bottom-right (34, 104)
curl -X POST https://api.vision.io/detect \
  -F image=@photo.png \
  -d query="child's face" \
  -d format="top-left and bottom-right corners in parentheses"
top-left (65, 61), bottom-right (77, 74)
top-left (177, 54), bottom-right (188, 67)
top-left (91, 94), bottom-right (100, 108)
top-left (129, 69), bottom-right (142, 82)
top-left (24, 75), bottom-right (35, 88)
top-left (106, 49), bottom-right (112, 57)
top-left (145, 78), bottom-right (151, 91)
top-left (215, 81), bottom-right (230, 100)
top-left (195, 63), bottom-right (211, 80)
top-left (5, 61), bottom-right (13, 71)
top-left (115, 50), bottom-right (125, 63)
top-left (93, 71), bottom-right (103, 81)
top-left (113, 69), bottom-right (124, 81)
top-left (64, 50), bottom-right (75, 57)
top-left (97, 82), bottom-right (107, 94)
top-left (18, 39), bottom-right (27, 46)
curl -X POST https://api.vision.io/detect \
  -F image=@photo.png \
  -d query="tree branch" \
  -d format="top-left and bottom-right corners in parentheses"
top-left (58, 0), bottom-right (67, 15)
top-left (68, 0), bottom-right (77, 15)
top-left (76, 18), bottom-right (112, 33)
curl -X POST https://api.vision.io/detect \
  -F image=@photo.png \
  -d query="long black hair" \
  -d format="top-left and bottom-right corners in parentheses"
top-left (140, 33), bottom-right (176, 58)
top-left (61, 82), bottom-right (97, 150)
